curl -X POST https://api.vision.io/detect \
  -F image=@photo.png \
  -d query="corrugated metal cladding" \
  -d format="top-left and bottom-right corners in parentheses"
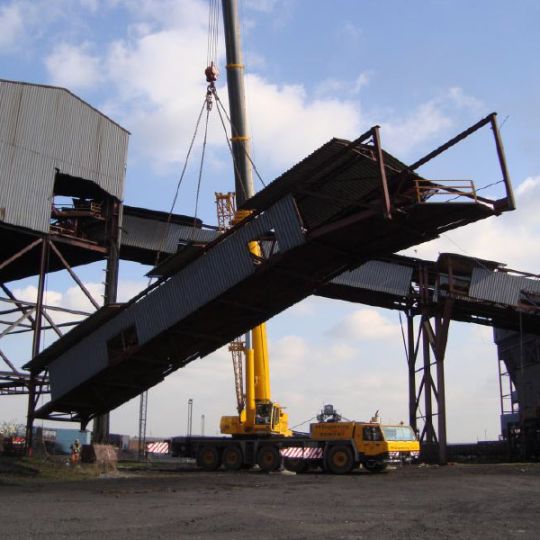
top-left (48, 195), bottom-right (306, 399)
top-left (121, 214), bottom-right (219, 254)
top-left (470, 268), bottom-right (540, 307)
top-left (0, 80), bottom-right (128, 233)
top-left (332, 261), bottom-right (413, 297)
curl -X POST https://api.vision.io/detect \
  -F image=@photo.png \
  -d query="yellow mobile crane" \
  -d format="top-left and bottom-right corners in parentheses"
top-left (214, 200), bottom-right (291, 439)
top-left (219, 284), bottom-right (292, 438)
top-left (213, 0), bottom-right (291, 441)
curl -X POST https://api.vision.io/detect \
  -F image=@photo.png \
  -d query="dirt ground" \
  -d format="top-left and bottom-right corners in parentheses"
top-left (1, 461), bottom-right (539, 539)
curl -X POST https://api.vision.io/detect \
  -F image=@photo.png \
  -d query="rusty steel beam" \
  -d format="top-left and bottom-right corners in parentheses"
top-left (0, 297), bottom-right (92, 317)
top-left (50, 234), bottom-right (108, 253)
top-left (50, 241), bottom-right (100, 310)
top-left (371, 126), bottom-right (392, 219)
top-left (0, 309), bottom-right (36, 339)
top-left (406, 313), bottom-right (418, 432)
top-left (5, 321), bottom-right (80, 336)
top-left (409, 113), bottom-right (494, 171)
top-left (0, 238), bottom-right (43, 272)
top-left (490, 114), bottom-right (515, 210)
top-left (25, 237), bottom-right (50, 455)
top-left (0, 349), bottom-right (23, 377)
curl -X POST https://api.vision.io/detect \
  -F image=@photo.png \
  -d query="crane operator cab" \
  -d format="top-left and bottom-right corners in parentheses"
top-left (221, 400), bottom-right (291, 437)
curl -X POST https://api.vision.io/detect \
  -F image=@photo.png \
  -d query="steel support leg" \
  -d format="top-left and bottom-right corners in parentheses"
top-left (93, 199), bottom-right (121, 443)
top-left (407, 313), bottom-right (418, 432)
top-left (25, 236), bottom-right (49, 455)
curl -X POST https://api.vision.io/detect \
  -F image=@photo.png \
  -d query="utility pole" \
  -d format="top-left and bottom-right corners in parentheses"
top-left (222, 0), bottom-right (254, 204)
top-left (187, 398), bottom-right (193, 437)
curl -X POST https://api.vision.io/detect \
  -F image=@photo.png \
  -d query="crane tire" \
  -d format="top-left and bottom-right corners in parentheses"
top-left (363, 460), bottom-right (387, 473)
top-left (197, 446), bottom-right (220, 471)
top-left (283, 457), bottom-right (309, 474)
top-left (222, 446), bottom-right (243, 471)
top-left (257, 445), bottom-right (281, 472)
top-left (325, 445), bottom-right (354, 475)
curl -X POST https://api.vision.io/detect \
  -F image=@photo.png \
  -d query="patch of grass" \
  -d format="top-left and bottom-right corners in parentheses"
top-left (0, 455), bottom-right (103, 484)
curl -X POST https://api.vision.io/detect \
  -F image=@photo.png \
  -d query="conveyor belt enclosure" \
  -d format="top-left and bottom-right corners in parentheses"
top-left (28, 122), bottom-right (513, 424)
top-left (319, 253), bottom-right (540, 334)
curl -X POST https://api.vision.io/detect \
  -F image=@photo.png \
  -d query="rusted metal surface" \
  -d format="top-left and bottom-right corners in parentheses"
top-left (331, 261), bottom-right (413, 297)
top-left (469, 268), bottom-right (540, 307)
top-left (121, 211), bottom-right (219, 264)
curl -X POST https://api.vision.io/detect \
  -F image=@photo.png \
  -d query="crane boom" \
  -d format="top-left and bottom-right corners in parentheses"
top-left (219, 0), bottom-right (290, 437)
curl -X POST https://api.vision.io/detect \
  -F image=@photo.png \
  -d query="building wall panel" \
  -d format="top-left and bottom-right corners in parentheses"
top-left (0, 80), bottom-right (128, 233)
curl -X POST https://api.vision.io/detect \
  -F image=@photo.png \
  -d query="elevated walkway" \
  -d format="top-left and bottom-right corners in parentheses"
top-left (26, 119), bottom-right (514, 426)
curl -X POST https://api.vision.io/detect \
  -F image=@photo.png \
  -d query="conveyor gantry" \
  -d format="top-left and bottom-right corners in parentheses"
top-left (26, 117), bottom-right (514, 425)
top-left (319, 253), bottom-right (540, 335)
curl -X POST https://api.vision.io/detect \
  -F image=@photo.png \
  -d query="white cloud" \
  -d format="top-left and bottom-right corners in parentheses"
top-left (32, 4), bottom-right (485, 184)
top-left (244, 0), bottom-right (280, 13)
top-left (328, 309), bottom-right (401, 342)
top-left (0, 4), bottom-right (24, 49)
top-left (45, 42), bottom-right (103, 89)
top-left (314, 72), bottom-right (370, 99)
top-left (353, 71), bottom-right (371, 94)
top-left (380, 87), bottom-right (485, 158)
top-left (381, 100), bottom-right (453, 156)
top-left (0, 1), bottom-right (78, 53)
top-left (248, 74), bottom-right (362, 170)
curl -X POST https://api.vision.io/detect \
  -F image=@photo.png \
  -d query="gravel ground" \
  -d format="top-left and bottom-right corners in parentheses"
top-left (1, 463), bottom-right (539, 539)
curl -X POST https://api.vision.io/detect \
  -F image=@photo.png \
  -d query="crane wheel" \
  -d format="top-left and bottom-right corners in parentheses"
top-left (222, 446), bottom-right (243, 471)
top-left (283, 457), bottom-right (309, 474)
top-left (363, 460), bottom-right (387, 473)
top-left (325, 445), bottom-right (354, 475)
top-left (197, 446), bottom-right (220, 471)
top-left (257, 445), bottom-right (281, 472)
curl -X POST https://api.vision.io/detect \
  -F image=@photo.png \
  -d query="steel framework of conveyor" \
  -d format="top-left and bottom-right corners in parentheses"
top-left (26, 115), bottom-right (515, 430)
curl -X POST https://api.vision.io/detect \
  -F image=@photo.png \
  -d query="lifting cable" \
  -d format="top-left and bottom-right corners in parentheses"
top-left (207, 0), bottom-right (220, 68)
top-left (193, 107), bottom-right (211, 228)
top-left (148, 98), bottom-right (207, 282)
top-left (151, 0), bottom-right (270, 267)
top-left (212, 88), bottom-right (267, 189)
top-left (290, 416), bottom-right (317, 430)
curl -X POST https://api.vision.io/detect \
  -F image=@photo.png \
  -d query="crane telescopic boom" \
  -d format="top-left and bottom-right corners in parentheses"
top-left (218, 0), bottom-right (290, 437)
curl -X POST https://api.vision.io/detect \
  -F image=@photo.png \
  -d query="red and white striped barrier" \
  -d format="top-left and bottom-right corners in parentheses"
top-left (146, 441), bottom-right (170, 454)
top-left (280, 447), bottom-right (323, 459)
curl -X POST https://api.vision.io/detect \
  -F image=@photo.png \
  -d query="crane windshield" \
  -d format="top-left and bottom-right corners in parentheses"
top-left (381, 426), bottom-right (417, 441)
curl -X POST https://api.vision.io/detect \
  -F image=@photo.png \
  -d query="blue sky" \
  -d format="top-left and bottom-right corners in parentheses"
top-left (1, 0), bottom-right (539, 442)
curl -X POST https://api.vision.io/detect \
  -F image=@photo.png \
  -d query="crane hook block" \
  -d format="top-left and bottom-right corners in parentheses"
top-left (205, 62), bottom-right (219, 83)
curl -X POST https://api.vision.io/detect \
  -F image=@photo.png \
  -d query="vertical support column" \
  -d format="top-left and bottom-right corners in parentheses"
top-left (406, 312), bottom-right (417, 432)
top-left (93, 198), bottom-right (121, 443)
top-left (421, 315), bottom-right (436, 444)
top-left (435, 347), bottom-right (447, 464)
top-left (489, 113), bottom-right (515, 211)
top-left (138, 390), bottom-right (148, 460)
top-left (433, 299), bottom-right (453, 465)
top-left (25, 236), bottom-right (49, 456)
